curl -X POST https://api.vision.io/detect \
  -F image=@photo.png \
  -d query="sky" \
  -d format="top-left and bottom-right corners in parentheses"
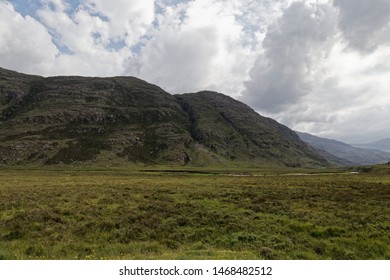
top-left (0, 0), bottom-right (390, 144)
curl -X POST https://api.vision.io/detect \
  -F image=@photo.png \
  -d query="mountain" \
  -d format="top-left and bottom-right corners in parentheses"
top-left (296, 131), bottom-right (390, 166)
top-left (0, 67), bottom-right (328, 167)
top-left (351, 138), bottom-right (390, 153)
top-left (177, 92), bottom-right (327, 167)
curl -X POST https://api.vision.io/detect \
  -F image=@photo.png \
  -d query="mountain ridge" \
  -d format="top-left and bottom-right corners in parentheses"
top-left (296, 131), bottom-right (390, 166)
top-left (0, 67), bottom-right (328, 167)
top-left (351, 138), bottom-right (390, 153)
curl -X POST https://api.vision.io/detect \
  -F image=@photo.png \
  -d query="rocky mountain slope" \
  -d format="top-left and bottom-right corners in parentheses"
top-left (0, 67), bottom-right (328, 167)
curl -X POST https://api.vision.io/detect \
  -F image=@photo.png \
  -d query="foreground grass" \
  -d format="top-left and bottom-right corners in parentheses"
top-left (0, 168), bottom-right (389, 259)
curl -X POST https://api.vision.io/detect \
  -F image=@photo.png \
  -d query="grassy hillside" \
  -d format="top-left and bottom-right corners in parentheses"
top-left (177, 92), bottom-right (328, 167)
top-left (0, 68), bottom-right (196, 165)
top-left (0, 67), bottom-right (328, 167)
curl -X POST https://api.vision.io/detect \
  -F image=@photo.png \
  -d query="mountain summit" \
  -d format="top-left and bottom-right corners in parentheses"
top-left (0, 67), bottom-right (327, 167)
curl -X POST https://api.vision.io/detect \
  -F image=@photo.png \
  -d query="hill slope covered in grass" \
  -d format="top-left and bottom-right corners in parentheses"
top-left (0, 67), bottom-right (327, 167)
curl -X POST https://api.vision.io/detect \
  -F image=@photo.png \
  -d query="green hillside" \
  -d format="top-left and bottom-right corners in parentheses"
top-left (177, 92), bottom-right (327, 167)
top-left (0, 67), bottom-right (328, 167)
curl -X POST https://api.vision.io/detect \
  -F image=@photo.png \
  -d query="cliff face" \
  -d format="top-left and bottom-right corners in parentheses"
top-left (0, 67), bottom-right (328, 167)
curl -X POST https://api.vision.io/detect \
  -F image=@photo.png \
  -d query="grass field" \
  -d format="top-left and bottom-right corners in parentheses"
top-left (0, 166), bottom-right (389, 260)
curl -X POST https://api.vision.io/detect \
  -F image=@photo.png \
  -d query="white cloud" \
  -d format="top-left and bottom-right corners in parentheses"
top-left (0, 1), bottom-right (58, 74)
top-left (273, 43), bottom-right (390, 143)
top-left (238, 0), bottom-right (390, 143)
top-left (134, 0), bottom-right (253, 95)
top-left (83, 0), bottom-right (155, 46)
top-left (242, 1), bottom-right (338, 113)
top-left (34, 0), bottom-right (156, 76)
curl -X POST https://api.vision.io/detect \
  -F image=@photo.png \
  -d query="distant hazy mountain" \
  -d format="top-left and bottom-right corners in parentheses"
top-left (0, 67), bottom-right (328, 167)
top-left (296, 131), bottom-right (390, 166)
top-left (351, 139), bottom-right (390, 153)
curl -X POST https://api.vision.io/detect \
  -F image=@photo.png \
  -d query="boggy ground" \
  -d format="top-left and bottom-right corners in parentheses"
top-left (0, 166), bottom-right (389, 260)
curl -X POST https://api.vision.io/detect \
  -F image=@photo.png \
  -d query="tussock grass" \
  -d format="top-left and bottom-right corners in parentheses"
top-left (0, 168), bottom-right (389, 259)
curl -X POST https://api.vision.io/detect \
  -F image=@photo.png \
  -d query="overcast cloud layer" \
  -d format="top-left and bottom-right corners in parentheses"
top-left (0, 0), bottom-right (390, 143)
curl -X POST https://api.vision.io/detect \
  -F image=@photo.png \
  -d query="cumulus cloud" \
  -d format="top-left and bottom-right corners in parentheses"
top-left (37, 0), bottom-right (155, 49)
top-left (242, 1), bottom-right (337, 113)
top-left (334, 0), bottom-right (390, 52)
top-left (83, 0), bottom-right (155, 46)
top-left (134, 0), bottom-right (253, 95)
top-left (136, 24), bottom-right (220, 94)
top-left (240, 0), bottom-right (390, 143)
top-left (0, 1), bottom-right (58, 74)
top-left (35, 0), bottom-right (157, 76)
top-left (274, 43), bottom-right (390, 143)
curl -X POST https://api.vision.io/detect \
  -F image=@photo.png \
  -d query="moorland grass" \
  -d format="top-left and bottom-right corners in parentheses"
top-left (0, 167), bottom-right (389, 260)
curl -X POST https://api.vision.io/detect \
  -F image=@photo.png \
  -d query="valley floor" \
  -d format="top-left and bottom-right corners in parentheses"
top-left (0, 167), bottom-right (389, 260)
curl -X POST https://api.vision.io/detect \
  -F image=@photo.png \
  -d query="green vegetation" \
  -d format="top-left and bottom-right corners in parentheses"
top-left (0, 166), bottom-right (389, 260)
top-left (0, 67), bottom-right (327, 167)
top-left (178, 92), bottom-right (328, 167)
